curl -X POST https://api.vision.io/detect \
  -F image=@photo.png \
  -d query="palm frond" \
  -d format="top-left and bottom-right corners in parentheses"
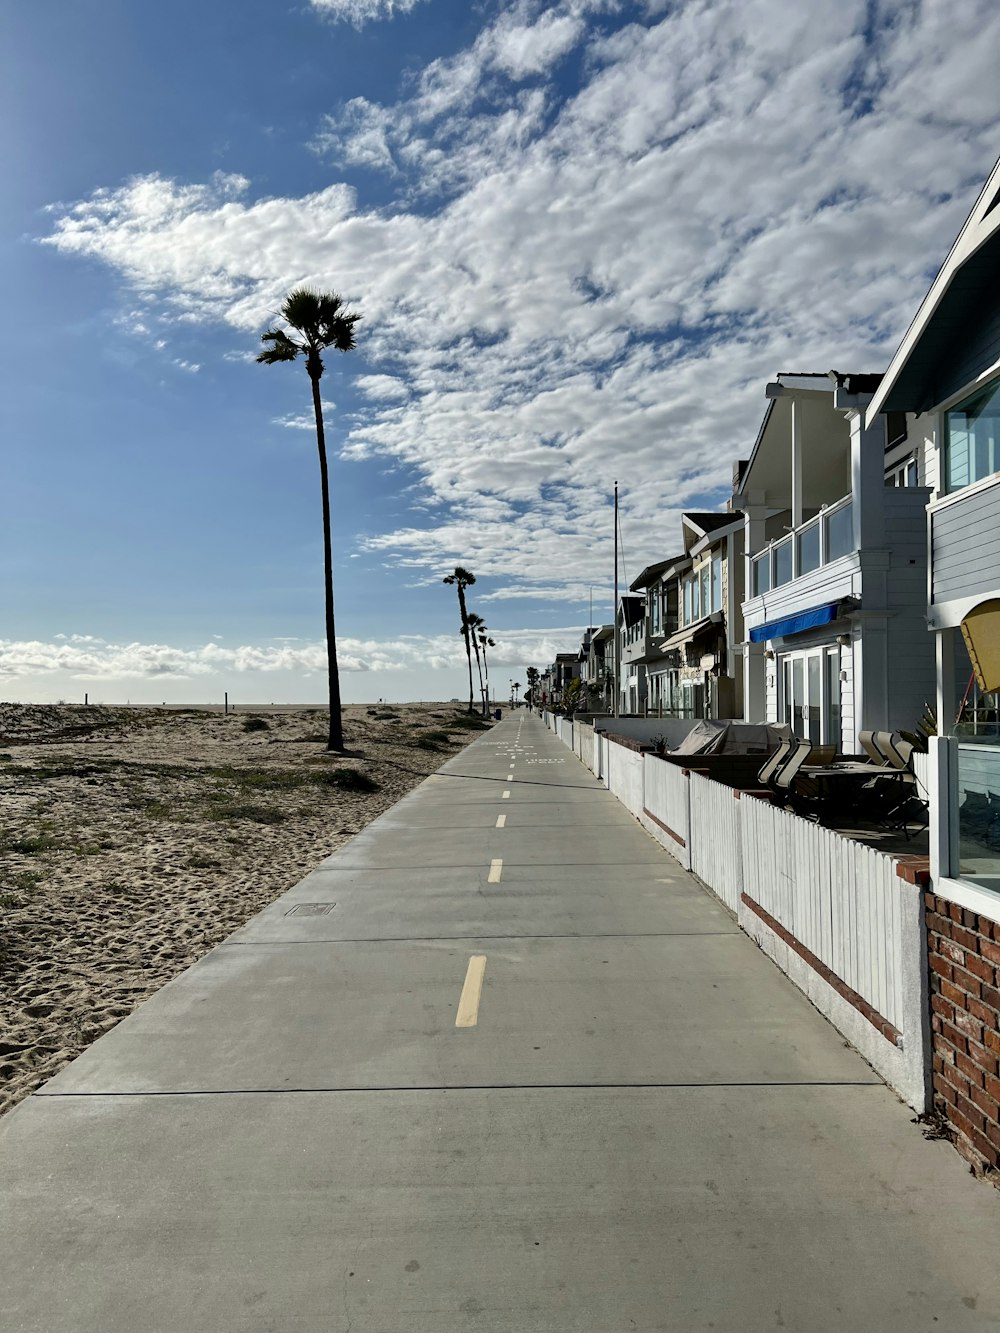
top-left (255, 328), bottom-right (301, 364)
top-left (282, 287), bottom-right (361, 352)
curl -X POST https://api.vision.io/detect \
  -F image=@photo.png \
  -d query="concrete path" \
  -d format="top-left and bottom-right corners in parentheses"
top-left (1, 712), bottom-right (998, 1331)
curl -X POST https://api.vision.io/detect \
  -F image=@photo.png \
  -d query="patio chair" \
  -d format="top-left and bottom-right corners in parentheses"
top-left (770, 738), bottom-right (822, 818)
top-left (858, 731), bottom-right (890, 765)
top-left (756, 729), bottom-right (794, 788)
top-left (879, 731), bottom-right (929, 839)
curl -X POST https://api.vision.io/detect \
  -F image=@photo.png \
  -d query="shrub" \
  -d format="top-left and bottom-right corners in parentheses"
top-left (311, 768), bottom-right (380, 793)
top-left (242, 716), bottom-right (270, 732)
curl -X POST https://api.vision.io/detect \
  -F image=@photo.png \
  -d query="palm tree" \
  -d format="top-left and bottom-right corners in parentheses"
top-left (467, 613), bottom-right (495, 716)
top-left (257, 287), bottom-right (360, 753)
top-left (479, 626), bottom-right (496, 716)
top-left (525, 665), bottom-right (539, 709)
top-left (443, 567), bottom-right (476, 713)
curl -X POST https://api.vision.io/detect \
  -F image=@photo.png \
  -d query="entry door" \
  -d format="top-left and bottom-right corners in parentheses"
top-left (781, 649), bottom-right (839, 745)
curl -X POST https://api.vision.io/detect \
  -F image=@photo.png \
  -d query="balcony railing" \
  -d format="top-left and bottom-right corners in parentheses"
top-left (750, 496), bottom-right (854, 597)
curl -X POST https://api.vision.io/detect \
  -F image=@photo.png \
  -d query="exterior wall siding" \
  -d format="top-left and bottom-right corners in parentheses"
top-left (883, 487), bottom-right (936, 734)
top-left (931, 476), bottom-right (1000, 604)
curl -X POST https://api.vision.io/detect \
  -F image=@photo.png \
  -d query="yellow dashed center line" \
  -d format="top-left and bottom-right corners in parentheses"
top-left (488, 858), bottom-right (503, 883)
top-left (455, 955), bottom-right (487, 1028)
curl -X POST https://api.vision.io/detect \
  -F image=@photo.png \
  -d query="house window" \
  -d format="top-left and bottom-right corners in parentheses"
top-left (699, 564), bottom-right (710, 618)
top-left (650, 589), bottom-right (661, 635)
top-left (945, 376), bottom-right (1000, 493)
top-left (885, 457), bottom-right (918, 487)
top-left (711, 554), bottom-right (723, 612)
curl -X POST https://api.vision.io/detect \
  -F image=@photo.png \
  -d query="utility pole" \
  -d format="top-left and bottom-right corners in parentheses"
top-left (613, 481), bottom-right (619, 718)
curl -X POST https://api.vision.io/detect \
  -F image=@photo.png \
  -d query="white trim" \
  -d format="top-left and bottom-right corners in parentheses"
top-left (934, 875), bottom-right (1000, 928)
top-left (930, 457), bottom-right (1000, 512)
top-left (866, 156), bottom-right (1000, 423)
top-left (928, 591), bottom-right (1000, 631)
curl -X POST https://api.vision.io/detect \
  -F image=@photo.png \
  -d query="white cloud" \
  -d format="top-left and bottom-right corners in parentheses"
top-left (39, 1), bottom-right (1000, 599)
top-left (272, 399), bottom-right (337, 429)
top-left (0, 628), bottom-right (580, 682)
top-left (308, 0), bottom-right (427, 25)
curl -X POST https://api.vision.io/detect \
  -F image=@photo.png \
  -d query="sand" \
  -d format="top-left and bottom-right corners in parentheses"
top-left (0, 701), bottom-right (493, 1117)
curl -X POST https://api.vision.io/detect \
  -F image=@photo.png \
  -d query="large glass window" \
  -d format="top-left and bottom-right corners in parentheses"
top-left (699, 564), bottom-right (710, 618)
top-left (946, 377), bottom-right (1000, 493)
top-left (711, 554), bottom-right (723, 612)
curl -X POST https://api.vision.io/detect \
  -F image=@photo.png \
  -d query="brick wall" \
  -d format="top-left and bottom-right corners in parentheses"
top-left (926, 892), bottom-right (1000, 1173)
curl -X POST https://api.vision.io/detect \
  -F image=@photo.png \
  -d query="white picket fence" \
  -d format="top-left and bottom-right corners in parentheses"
top-left (543, 712), bottom-right (931, 1111)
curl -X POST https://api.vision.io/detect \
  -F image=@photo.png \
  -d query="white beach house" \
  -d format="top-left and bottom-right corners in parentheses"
top-left (734, 371), bottom-right (934, 751)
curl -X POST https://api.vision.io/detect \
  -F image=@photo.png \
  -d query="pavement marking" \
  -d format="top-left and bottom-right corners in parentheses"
top-left (496, 814), bottom-right (507, 828)
top-left (502, 790), bottom-right (511, 799)
top-left (455, 955), bottom-right (487, 1028)
top-left (488, 858), bottom-right (503, 883)
top-left (507, 772), bottom-right (515, 780)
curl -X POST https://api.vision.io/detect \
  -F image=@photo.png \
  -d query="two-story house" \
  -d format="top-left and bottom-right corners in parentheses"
top-left (866, 156), bottom-right (1000, 901)
top-left (616, 595), bottom-right (646, 714)
top-left (581, 624), bottom-right (614, 712)
top-left (734, 372), bottom-right (934, 750)
top-left (618, 560), bottom-right (684, 717)
top-left (655, 513), bottom-right (744, 719)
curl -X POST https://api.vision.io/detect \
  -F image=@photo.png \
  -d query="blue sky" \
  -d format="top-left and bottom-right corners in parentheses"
top-left (2, 0), bottom-right (998, 704)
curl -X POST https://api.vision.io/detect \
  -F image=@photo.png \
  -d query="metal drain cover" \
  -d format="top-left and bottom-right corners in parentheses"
top-left (284, 903), bottom-right (337, 916)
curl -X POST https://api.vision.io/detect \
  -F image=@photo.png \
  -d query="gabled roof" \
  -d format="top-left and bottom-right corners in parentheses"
top-left (618, 596), bottom-right (644, 627)
top-left (629, 555), bottom-right (686, 593)
top-left (866, 156), bottom-right (1000, 419)
top-left (682, 511), bottom-right (742, 556)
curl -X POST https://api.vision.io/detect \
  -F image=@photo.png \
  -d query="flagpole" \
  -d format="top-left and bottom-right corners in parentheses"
top-left (613, 481), bottom-right (619, 719)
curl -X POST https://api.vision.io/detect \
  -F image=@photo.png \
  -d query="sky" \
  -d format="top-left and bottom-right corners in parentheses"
top-left (2, 0), bottom-right (998, 705)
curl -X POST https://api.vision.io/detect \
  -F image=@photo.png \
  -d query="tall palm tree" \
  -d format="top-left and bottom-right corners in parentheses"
top-left (467, 612), bottom-right (495, 716)
top-left (257, 287), bottom-right (361, 753)
top-left (443, 567), bottom-right (476, 713)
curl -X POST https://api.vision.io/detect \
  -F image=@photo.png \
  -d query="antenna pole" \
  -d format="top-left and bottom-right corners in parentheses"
top-left (613, 481), bottom-right (619, 718)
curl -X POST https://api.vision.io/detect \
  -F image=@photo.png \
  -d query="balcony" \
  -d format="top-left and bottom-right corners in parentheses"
top-left (750, 496), bottom-right (854, 596)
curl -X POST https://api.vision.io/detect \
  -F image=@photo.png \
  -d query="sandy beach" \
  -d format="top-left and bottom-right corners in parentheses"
top-left (0, 701), bottom-right (493, 1117)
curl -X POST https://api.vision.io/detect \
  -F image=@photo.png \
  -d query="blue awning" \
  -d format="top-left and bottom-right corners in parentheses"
top-left (748, 601), bottom-right (841, 643)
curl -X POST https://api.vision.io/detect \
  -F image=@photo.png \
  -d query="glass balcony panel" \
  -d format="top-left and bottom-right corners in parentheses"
top-left (796, 520), bottom-right (820, 576)
top-left (773, 537), bottom-right (793, 587)
top-left (752, 554), bottom-right (770, 596)
top-left (957, 742), bottom-right (1000, 892)
top-left (824, 500), bottom-right (854, 562)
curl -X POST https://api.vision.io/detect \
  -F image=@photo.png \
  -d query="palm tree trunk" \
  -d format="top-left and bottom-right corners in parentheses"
top-left (309, 360), bottom-right (344, 752)
top-left (471, 636), bottom-right (485, 717)
top-left (483, 646), bottom-right (490, 716)
top-left (457, 584), bottom-right (474, 713)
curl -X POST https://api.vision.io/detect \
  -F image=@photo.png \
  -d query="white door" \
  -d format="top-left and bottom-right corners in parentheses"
top-left (781, 648), bottom-right (841, 746)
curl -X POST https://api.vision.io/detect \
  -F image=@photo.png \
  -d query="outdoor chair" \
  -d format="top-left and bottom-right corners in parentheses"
top-left (858, 731), bottom-right (890, 766)
top-left (756, 729), bottom-right (794, 789)
top-left (769, 738), bottom-right (823, 819)
top-left (878, 731), bottom-right (929, 839)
